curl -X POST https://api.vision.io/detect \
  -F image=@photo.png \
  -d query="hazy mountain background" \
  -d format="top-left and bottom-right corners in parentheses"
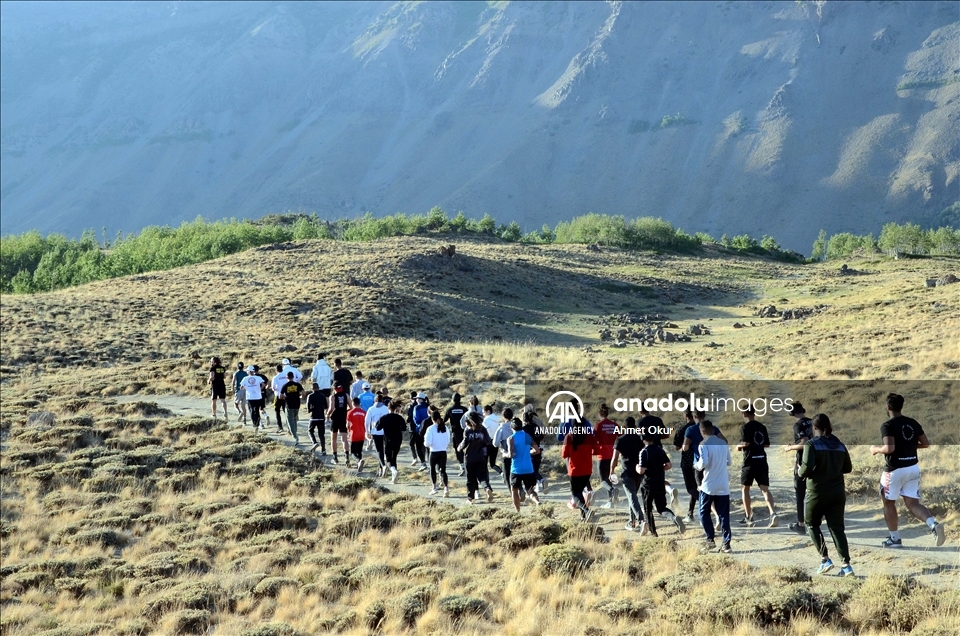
top-left (1, 0), bottom-right (957, 251)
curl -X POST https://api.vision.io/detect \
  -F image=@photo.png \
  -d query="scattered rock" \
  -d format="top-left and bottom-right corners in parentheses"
top-left (277, 344), bottom-right (297, 353)
top-left (936, 274), bottom-right (958, 287)
top-left (758, 305), bottom-right (778, 318)
top-left (733, 322), bottom-right (745, 329)
top-left (611, 341), bottom-right (628, 348)
top-left (704, 341), bottom-right (721, 348)
top-left (926, 279), bottom-right (938, 288)
top-left (687, 324), bottom-right (710, 336)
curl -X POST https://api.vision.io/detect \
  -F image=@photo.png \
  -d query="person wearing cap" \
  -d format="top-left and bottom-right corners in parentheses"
top-left (311, 353), bottom-right (333, 397)
top-left (326, 381), bottom-right (351, 464)
top-left (443, 393), bottom-right (469, 476)
top-left (333, 358), bottom-right (353, 397)
top-left (280, 371), bottom-right (305, 445)
top-left (506, 417), bottom-right (542, 511)
top-left (737, 406), bottom-right (778, 528)
top-left (208, 357), bottom-right (228, 422)
top-left (358, 382), bottom-right (376, 411)
top-left (306, 382), bottom-right (328, 454)
top-left (409, 392), bottom-right (430, 471)
top-left (782, 402), bottom-right (814, 535)
top-left (231, 362), bottom-right (248, 424)
top-left (281, 358), bottom-right (303, 383)
top-left (350, 371), bottom-right (366, 401)
top-left (239, 366), bottom-right (265, 431)
top-left (365, 392), bottom-right (390, 475)
top-left (270, 364), bottom-right (288, 434)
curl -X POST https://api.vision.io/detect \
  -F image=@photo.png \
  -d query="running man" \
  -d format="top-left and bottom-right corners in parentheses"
top-left (253, 366), bottom-right (271, 427)
top-left (347, 397), bottom-right (367, 472)
top-left (638, 431), bottom-right (685, 537)
top-left (375, 399), bottom-right (407, 483)
top-left (799, 413), bottom-right (855, 577)
top-left (444, 394), bottom-right (469, 476)
top-left (306, 382), bottom-right (328, 454)
top-left (523, 405), bottom-right (548, 493)
top-left (870, 393), bottom-right (945, 547)
top-left (326, 382), bottom-right (350, 464)
top-left (481, 404), bottom-right (503, 476)
top-left (239, 366), bottom-right (265, 431)
top-left (673, 410), bottom-right (699, 521)
top-left (594, 404), bottom-right (620, 508)
top-left (332, 358), bottom-right (353, 396)
top-left (358, 382), bottom-right (376, 411)
top-left (506, 417), bottom-right (541, 511)
top-left (562, 425), bottom-right (596, 521)
top-left (782, 402), bottom-right (814, 535)
top-left (232, 362), bottom-right (248, 423)
top-left (459, 412), bottom-right (495, 503)
top-left (365, 393), bottom-right (389, 476)
top-left (694, 418), bottom-right (733, 553)
top-left (410, 393), bottom-right (431, 470)
top-left (737, 406), bottom-right (778, 527)
top-left (350, 371), bottom-right (366, 401)
top-left (281, 358), bottom-right (303, 382)
top-left (280, 372), bottom-right (304, 445)
top-left (424, 411), bottom-right (450, 497)
top-left (271, 364), bottom-right (288, 433)
top-left (610, 416), bottom-right (645, 532)
top-left (683, 410), bottom-right (726, 531)
top-left (209, 357), bottom-right (228, 421)
top-left (311, 353), bottom-right (333, 397)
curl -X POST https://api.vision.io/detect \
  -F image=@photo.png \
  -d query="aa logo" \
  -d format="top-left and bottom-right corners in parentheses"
top-left (546, 391), bottom-right (584, 424)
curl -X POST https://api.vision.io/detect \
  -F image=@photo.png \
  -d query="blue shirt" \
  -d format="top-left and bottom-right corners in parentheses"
top-left (359, 391), bottom-right (375, 411)
top-left (684, 424), bottom-right (722, 463)
top-left (511, 430), bottom-right (534, 474)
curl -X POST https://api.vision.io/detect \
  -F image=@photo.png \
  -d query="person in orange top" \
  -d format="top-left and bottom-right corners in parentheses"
top-left (562, 428), bottom-right (597, 522)
top-left (347, 397), bottom-right (367, 473)
top-left (593, 403), bottom-right (620, 508)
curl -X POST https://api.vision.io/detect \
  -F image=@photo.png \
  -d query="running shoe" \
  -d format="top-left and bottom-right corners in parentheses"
top-left (418, 463), bottom-right (428, 472)
top-left (390, 467), bottom-right (398, 484)
top-left (881, 536), bottom-right (903, 548)
top-left (237, 414), bottom-right (244, 422)
top-left (332, 454), bottom-right (339, 465)
top-left (817, 559), bottom-right (835, 575)
top-left (638, 521), bottom-right (648, 536)
top-left (429, 488), bottom-right (439, 496)
top-left (673, 515), bottom-right (686, 535)
top-left (738, 516), bottom-right (755, 526)
top-left (625, 522), bottom-right (637, 532)
top-left (719, 542), bottom-right (732, 553)
top-left (567, 497), bottom-right (578, 510)
top-left (669, 486), bottom-right (679, 510)
top-left (410, 457), bottom-right (419, 467)
top-left (468, 498), bottom-right (476, 505)
top-left (768, 514), bottom-right (778, 528)
top-left (310, 443), bottom-right (319, 452)
top-left (486, 488), bottom-right (495, 503)
top-left (789, 522), bottom-right (806, 535)
top-left (493, 465), bottom-right (503, 475)
top-left (839, 564), bottom-right (855, 577)
top-left (702, 538), bottom-right (716, 551)
top-left (443, 487), bottom-right (449, 498)
top-left (356, 459), bottom-right (365, 474)
top-left (458, 465), bottom-right (465, 476)
top-left (584, 489), bottom-right (595, 508)
top-left (293, 441), bottom-right (301, 447)
top-left (932, 523), bottom-right (946, 547)
top-left (378, 465), bottom-right (385, 478)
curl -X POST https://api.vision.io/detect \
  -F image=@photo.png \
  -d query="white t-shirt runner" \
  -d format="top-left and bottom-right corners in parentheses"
top-left (241, 375), bottom-right (263, 401)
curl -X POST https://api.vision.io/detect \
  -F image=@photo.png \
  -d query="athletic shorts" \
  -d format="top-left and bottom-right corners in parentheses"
top-left (740, 461), bottom-right (769, 487)
top-left (511, 473), bottom-right (537, 492)
top-left (234, 387), bottom-right (247, 404)
top-left (211, 383), bottom-right (226, 400)
top-left (330, 419), bottom-right (348, 433)
top-left (880, 464), bottom-right (921, 500)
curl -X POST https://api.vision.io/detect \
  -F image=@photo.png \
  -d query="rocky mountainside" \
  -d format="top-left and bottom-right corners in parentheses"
top-left (1, 1), bottom-right (957, 250)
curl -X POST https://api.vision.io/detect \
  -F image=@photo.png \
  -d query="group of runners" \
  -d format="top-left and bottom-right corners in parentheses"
top-left (209, 355), bottom-right (947, 577)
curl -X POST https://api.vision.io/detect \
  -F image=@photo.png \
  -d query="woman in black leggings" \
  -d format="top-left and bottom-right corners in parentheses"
top-left (375, 399), bottom-right (407, 484)
top-left (423, 411), bottom-right (450, 497)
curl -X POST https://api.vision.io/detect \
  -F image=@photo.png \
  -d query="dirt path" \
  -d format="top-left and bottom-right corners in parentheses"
top-left (117, 394), bottom-right (959, 589)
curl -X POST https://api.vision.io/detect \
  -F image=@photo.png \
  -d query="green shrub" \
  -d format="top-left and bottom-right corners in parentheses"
top-left (396, 584), bottom-right (436, 627)
top-left (239, 623), bottom-right (303, 636)
top-left (535, 544), bottom-right (593, 577)
top-left (251, 576), bottom-right (299, 598)
top-left (593, 598), bottom-right (646, 620)
top-left (438, 595), bottom-right (488, 620)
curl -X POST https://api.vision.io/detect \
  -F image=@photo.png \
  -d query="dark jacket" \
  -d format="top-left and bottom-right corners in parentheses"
top-left (798, 435), bottom-right (852, 497)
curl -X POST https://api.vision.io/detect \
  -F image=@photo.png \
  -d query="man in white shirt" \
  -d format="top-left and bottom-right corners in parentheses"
top-left (481, 404), bottom-right (504, 476)
top-left (239, 366), bottom-right (265, 430)
top-left (364, 393), bottom-right (390, 476)
top-left (271, 364), bottom-right (289, 434)
top-left (350, 371), bottom-right (366, 401)
top-left (694, 419), bottom-right (732, 553)
top-left (281, 358), bottom-right (303, 383)
top-left (311, 353), bottom-right (333, 397)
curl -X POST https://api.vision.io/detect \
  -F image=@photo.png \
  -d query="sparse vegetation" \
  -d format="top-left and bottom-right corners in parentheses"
top-left (811, 223), bottom-right (960, 260)
top-left (657, 113), bottom-right (697, 129)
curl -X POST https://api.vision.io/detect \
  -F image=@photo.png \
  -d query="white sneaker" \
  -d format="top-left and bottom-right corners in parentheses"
top-left (410, 458), bottom-right (419, 467)
top-left (356, 459), bottom-right (365, 474)
top-left (429, 488), bottom-right (439, 496)
top-left (390, 467), bottom-right (398, 484)
top-left (669, 485), bottom-right (679, 509)
top-left (584, 489), bottom-right (594, 508)
top-left (310, 443), bottom-right (319, 452)
top-left (418, 463), bottom-right (428, 472)
top-left (638, 521), bottom-right (648, 536)
top-left (768, 514), bottom-right (778, 528)
top-left (443, 488), bottom-right (449, 498)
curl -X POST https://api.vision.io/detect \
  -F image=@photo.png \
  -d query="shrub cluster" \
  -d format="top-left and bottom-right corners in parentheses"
top-left (811, 221), bottom-right (960, 261)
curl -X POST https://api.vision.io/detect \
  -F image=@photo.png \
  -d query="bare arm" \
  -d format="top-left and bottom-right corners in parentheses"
top-left (664, 461), bottom-right (672, 471)
top-left (917, 434), bottom-right (931, 450)
top-left (609, 449), bottom-right (621, 474)
top-left (870, 436), bottom-right (895, 456)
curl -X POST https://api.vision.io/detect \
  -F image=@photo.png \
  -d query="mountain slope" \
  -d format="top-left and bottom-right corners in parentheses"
top-left (1, 1), bottom-right (958, 250)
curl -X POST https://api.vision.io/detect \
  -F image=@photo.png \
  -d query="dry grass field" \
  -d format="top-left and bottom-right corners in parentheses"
top-left (1, 236), bottom-right (958, 635)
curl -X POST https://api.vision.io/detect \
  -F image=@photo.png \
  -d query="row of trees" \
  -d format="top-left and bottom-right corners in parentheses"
top-left (2, 208), bottom-right (956, 294)
top-left (810, 222), bottom-right (960, 261)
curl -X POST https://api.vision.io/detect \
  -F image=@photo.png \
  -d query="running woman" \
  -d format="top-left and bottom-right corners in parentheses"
top-left (239, 366), bottom-right (265, 430)
top-left (306, 383), bottom-right (328, 454)
top-left (562, 426), bottom-right (596, 521)
top-left (737, 406), bottom-right (778, 528)
top-left (458, 412), bottom-right (494, 503)
top-left (694, 419), bottom-right (733, 553)
top-left (673, 410), bottom-right (699, 521)
top-left (444, 393), bottom-right (469, 476)
top-left (375, 399), bottom-right (406, 483)
top-left (610, 416), bottom-right (645, 532)
top-left (638, 431), bottom-right (685, 537)
top-left (506, 417), bottom-right (541, 511)
top-left (523, 405), bottom-right (548, 493)
top-left (347, 397), bottom-right (367, 472)
top-left (594, 404), bottom-right (620, 508)
top-left (232, 362), bottom-right (248, 422)
top-left (782, 402), bottom-right (814, 535)
top-left (311, 353), bottom-right (333, 397)
top-left (423, 411), bottom-right (451, 497)
top-left (209, 357), bottom-right (228, 421)
top-left (271, 364), bottom-right (288, 433)
top-left (365, 393), bottom-right (389, 476)
top-left (870, 393), bottom-right (945, 547)
top-left (326, 382), bottom-right (350, 464)
top-left (280, 372), bottom-right (304, 445)
top-left (468, 395), bottom-right (483, 418)
top-left (799, 413), bottom-right (855, 576)
top-left (482, 404), bottom-right (503, 476)
top-left (493, 411), bottom-right (513, 488)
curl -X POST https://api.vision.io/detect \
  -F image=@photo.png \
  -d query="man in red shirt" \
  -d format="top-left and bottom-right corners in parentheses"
top-left (562, 428), bottom-right (597, 522)
top-left (593, 403), bottom-right (620, 508)
top-left (347, 397), bottom-right (367, 473)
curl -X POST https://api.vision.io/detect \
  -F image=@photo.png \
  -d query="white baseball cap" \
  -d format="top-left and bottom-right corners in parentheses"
top-left (362, 382), bottom-right (371, 389)
top-left (282, 358), bottom-right (291, 365)
top-left (246, 366), bottom-right (256, 373)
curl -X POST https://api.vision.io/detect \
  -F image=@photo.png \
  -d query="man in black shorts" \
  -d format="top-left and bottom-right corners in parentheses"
top-left (737, 406), bottom-right (777, 527)
top-left (326, 381), bottom-right (350, 464)
top-left (208, 357), bottom-right (228, 422)
top-left (782, 402), bottom-right (813, 534)
top-left (444, 393), bottom-right (468, 476)
top-left (306, 382), bottom-right (328, 455)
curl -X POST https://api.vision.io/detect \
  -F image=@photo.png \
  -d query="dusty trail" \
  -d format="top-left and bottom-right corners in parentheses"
top-left (117, 394), bottom-right (960, 589)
